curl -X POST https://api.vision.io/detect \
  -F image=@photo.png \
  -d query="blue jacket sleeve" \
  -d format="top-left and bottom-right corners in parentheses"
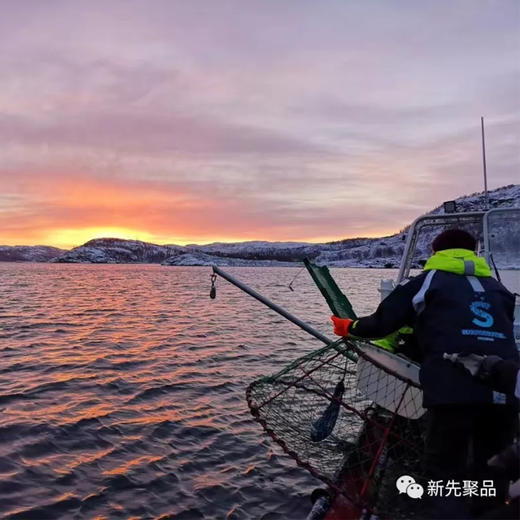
top-left (350, 274), bottom-right (426, 339)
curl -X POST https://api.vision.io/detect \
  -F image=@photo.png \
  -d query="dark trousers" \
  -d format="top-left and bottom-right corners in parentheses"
top-left (424, 405), bottom-right (518, 519)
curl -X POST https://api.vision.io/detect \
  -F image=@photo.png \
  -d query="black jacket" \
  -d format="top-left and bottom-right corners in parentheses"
top-left (351, 270), bottom-right (518, 407)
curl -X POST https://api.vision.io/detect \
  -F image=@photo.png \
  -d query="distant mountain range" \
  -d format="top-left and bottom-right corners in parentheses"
top-left (2, 184), bottom-right (519, 267)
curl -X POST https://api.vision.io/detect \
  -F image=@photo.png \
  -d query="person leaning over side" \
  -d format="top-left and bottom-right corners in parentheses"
top-left (331, 229), bottom-right (519, 519)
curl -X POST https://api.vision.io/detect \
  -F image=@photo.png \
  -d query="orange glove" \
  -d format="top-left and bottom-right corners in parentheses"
top-left (331, 316), bottom-right (354, 337)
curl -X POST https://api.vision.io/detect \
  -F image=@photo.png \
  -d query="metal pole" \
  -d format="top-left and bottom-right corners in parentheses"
top-left (481, 116), bottom-right (489, 209)
top-left (212, 265), bottom-right (333, 345)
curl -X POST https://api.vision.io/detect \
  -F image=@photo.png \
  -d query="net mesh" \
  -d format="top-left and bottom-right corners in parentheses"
top-left (246, 339), bottom-right (427, 516)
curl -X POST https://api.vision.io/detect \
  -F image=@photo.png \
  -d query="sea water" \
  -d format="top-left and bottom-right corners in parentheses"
top-left (0, 263), bottom-right (390, 519)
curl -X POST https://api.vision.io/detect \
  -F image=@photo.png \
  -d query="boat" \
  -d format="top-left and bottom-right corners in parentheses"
top-left (303, 205), bottom-right (520, 519)
top-left (211, 204), bottom-right (520, 520)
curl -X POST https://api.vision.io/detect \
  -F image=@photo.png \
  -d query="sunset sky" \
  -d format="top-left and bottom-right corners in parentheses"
top-left (1, 1), bottom-right (519, 249)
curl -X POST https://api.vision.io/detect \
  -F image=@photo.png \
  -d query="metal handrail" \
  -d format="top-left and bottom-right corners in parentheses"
top-left (396, 211), bottom-right (486, 283)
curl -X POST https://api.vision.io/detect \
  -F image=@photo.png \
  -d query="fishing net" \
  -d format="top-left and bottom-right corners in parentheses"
top-left (246, 338), bottom-right (427, 517)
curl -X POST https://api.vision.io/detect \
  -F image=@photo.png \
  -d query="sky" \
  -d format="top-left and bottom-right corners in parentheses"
top-left (1, 1), bottom-right (519, 248)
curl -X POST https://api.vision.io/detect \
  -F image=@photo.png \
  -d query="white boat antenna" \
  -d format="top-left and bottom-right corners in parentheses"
top-left (481, 116), bottom-right (489, 209)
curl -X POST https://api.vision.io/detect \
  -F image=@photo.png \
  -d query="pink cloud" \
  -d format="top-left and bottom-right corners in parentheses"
top-left (0, 1), bottom-right (518, 246)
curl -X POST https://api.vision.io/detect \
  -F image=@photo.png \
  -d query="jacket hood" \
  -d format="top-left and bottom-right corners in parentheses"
top-left (423, 248), bottom-right (492, 277)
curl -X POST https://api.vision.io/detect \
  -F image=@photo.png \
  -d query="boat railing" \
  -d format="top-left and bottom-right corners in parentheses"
top-left (396, 211), bottom-right (486, 284)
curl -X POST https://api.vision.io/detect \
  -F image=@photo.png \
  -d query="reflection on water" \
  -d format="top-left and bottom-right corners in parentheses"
top-left (0, 263), bottom-right (389, 519)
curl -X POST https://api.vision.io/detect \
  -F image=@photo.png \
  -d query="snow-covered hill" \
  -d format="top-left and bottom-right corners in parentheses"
top-left (167, 184), bottom-right (518, 267)
top-left (51, 238), bottom-right (183, 263)
top-left (162, 250), bottom-right (298, 267)
top-left (0, 245), bottom-right (65, 262)
top-left (3, 184), bottom-right (518, 266)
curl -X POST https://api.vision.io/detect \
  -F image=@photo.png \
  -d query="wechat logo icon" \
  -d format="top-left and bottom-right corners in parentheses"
top-left (396, 475), bottom-right (424, 499)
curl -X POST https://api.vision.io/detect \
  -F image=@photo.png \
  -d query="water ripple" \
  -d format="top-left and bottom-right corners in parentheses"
top-left (0, 262), bottom-right (388, 519)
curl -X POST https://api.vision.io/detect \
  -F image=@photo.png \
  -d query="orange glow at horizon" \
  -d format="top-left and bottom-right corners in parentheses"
top-left (1, 168), bottom-right (419, 249)
top-left (46, 227), bottom-right (159, 249)
top-left (2, 225), bottom-right (399, 249)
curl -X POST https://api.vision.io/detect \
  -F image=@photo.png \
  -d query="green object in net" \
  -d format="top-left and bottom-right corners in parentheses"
top-left (303, 258), bottom-right (357, 319)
